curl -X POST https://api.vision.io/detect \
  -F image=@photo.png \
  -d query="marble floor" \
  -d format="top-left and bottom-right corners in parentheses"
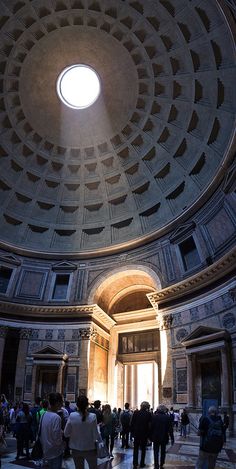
top-left (1, 432), bottom-right (236, 469)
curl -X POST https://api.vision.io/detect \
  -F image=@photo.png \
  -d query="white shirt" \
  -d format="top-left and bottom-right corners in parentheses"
top-left (40, 411), bottom-right (63, 459)
top-left (64, 411), bottom-right (100, 451)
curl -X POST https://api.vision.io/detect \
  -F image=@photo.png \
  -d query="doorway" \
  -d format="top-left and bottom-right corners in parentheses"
top-left (39, 369), bottom-right (58, 398)
top-left (123, 362), bottom-right (159, 410)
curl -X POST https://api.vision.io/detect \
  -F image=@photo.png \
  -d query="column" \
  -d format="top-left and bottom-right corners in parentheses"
top-left (15, 329), bottom-right (31, 401)
top-left (31, 363), bottom-right (37, 400)
top-left (0, 326), bottom-right (8, 390)
top-left (187, 353), bottom-right (194, 407)
top-left (77, 327), bottom-right (95, 395)
top-left (221, 347), bottom-right (230, 407)
top-left (56, 362), bottom-right (65, 393)
top-left (132, 364), bottom-right (138, 408)
top-left (107, 327), bottom-right (118, 407)
top-left (125, 365), bottom-right (132, 404)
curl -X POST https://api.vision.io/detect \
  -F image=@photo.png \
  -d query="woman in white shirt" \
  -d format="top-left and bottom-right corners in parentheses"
top-left (64, 395), bottom-right (100, 469)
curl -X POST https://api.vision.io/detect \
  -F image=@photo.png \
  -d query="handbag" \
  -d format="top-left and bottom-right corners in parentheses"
top-left (31, 413), bottom-right (44, 460)
top-left (31, 438), bottom-right (43, 460)
top-left (96, 430), bottom-right (109, 459)
top-left (96, 439), bottom-right (109, 459)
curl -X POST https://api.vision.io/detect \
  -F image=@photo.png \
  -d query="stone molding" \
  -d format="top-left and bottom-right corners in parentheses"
top-left (148, 247), bottom-right (236, 308)
top-left (0, 302), bottom-right (115, 330)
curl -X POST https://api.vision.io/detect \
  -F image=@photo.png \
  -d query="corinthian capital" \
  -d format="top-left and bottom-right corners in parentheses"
top-left (160, 314), bottom-right (173, 330)
top-left (19, 328), bottom-right (32, 339)
top-left (0, 326), bottom-right (8, 338)
top-left (79, 327), bottom-right (97, 340)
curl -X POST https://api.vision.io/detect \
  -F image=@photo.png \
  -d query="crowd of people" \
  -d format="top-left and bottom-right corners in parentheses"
top-left (0, 392), bottom-right (230, 469)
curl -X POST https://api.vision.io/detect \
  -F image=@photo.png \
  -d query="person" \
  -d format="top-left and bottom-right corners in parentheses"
top-left (64, 394), bottom-right (100, 469)
top-left (195, 406), bottom-right (224, 469)
top-left (89, 400), bottom-right (103, 425)
top-left (57, 402), bottom-right (70, 458)
top-left (180, 408), bottom-right (189, 438)
top-left (30, 397), bottom-right (41, 441)
top-left (151, 404), bottom-right (174, 469)
top-left (15, 402), bottom-right (32, 460)
top-left (100, 404), bottom-right (117, 458)
top-left (130, 401), bottom-right (152, 469)
top-left (173, 410), bottom-right (180, 431)
top-left (37, 399), bottom-right (48, 424)
top-left (120, 402), bottom-right (132, 449)
top-left (40, 392), bottom-right (64, 469)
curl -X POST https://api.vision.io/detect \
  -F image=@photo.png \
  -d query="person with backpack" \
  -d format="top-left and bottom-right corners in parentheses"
top-left (195, 406), bottom-right (224, 469)
top-left (120, 402), bottom-right (132, 449)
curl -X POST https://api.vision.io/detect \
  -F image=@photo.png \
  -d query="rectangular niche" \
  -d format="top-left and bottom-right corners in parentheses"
top-left (52, 273), bottom-right (71, 301)
top-left (178, 236), bottom-right (201, 272)
top-left (0, 266), bottom-right (13, 294)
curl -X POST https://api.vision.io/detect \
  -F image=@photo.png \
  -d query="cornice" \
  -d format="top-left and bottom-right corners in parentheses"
top-left (148, 247), bottom-right (236, 308)
top-left (0, 302), bottom-right (115, 330)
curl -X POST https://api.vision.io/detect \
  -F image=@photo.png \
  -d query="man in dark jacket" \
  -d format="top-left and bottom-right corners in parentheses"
top-left (130, 401), bottom-right (152, 469)
top-left (195, 406), bottom-right (224, 469)
top-left (151, 404), bottom-right (174, 469)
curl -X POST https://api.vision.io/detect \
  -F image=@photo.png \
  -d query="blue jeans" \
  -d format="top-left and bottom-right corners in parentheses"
top-left (47, 454), bottom-right (63, 469)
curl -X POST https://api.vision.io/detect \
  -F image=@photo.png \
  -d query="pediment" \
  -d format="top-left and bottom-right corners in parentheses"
top-left (33, 345), bottom-right (62, 356)
top-left (182, 325), bottom-right (230, 347)
top-left (183, 326), bottom-right (223, 341)
top-left (0, 253), bottom-right (21, 266)
top-left (169, 222), bottom-right (196, 243)
top-left (52, 261), bottom-right (77, 272)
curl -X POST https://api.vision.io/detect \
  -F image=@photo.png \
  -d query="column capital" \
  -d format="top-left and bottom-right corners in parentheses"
top-left (19, 328), bottom-right (32, 339)
top-left (0, 326), bottom-right (8, 338)
top-left (160, 314), bottom-right (173, 330)
top-left (79, 327), bottom-right (97, 340)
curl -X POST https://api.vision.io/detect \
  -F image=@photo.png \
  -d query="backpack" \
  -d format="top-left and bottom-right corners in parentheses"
top-left (202, 417), bottom-right (224, 453)
top-left (121, 411), bottom-right (131, 429)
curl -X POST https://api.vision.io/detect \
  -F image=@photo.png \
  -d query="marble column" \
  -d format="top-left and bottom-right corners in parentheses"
top-left (56, 362), bottom-right (65, 393)
top-left (107, 327), bottom-right (118, 407)
top-left (187, 353), bottom-right (195, 407)
top-left (15, 329), bottom-right (31, 401)
top-left (77, 327), bottom-right (96, 395)
top-left (125, 365), bottom-right (132, 404)
top-left (132, 364), bottom-right (138, 408)
top-left (221, 347), bottom-right (230, 407)
top-left (0, 326), bottom-right (8, 390)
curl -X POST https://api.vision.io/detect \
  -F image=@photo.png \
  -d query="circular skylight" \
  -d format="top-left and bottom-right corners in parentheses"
top-left (57, 64), bottom-right (100, 109)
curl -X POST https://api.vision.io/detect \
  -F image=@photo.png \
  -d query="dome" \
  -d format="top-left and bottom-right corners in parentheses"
top-left (0, 0), bottom-right (235, 255)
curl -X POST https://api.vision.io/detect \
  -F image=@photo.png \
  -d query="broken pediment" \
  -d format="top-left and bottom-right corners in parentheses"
top-left (169, 221), bottom-right (196, 243)
top-left (52, 260), bottom-right (77, 272)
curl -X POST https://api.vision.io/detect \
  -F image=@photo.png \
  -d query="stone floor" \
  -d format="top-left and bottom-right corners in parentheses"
top-left (1, 432), bottom-right (236, 469)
